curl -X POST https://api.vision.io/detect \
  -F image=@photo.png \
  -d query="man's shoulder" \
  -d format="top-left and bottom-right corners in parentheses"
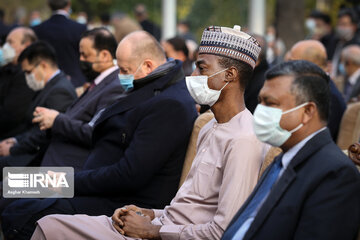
top-left (34, 15), bottom-right (86, 32)
top-left (297, 139), bottom-right (359, 180)
top-left (45, 73), bottom-right (76, 96)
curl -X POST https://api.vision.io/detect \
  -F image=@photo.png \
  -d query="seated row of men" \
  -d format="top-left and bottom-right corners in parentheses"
top-left (0, 24), bottom-right (358, 240)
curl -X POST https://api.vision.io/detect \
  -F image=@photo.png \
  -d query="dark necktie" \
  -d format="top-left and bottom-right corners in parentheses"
top-left (88, 82), bottom-right (96, 91)
top-left (222, 156), bottom-right (283, 240)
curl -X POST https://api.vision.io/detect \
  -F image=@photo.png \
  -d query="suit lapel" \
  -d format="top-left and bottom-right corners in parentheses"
top-left (350, 75), bottom-right (360, 99)
top-left (95, 61), bottom-right (183, 126)
top-left (95, 81), bottom-right (159, 124)
top-left (244, 129), bottom-right (333, 239)
top-left (225, 153), bottom-right (284, 230)
top-left (69, 69), bottom-right (119, 109)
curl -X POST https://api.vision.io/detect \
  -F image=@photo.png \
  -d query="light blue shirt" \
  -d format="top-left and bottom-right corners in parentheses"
top-left (47, 69), bottom-right (60, 83)
top-left (231, 127), bottom-right (327, 240)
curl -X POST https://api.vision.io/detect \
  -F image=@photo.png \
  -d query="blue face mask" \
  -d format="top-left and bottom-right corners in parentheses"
top-left (338, 63), bottom-right (346, 76)
top-left (30, 18), bottom-right (41, 27)
top-left (118, 74), bottom-right (135, 91)
top-left (118, 62), bottom-right (143, 91)
top-left (0, 49), bottom-right (4, 67)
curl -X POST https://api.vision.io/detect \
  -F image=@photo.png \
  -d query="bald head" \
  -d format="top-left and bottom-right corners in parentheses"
top-left (116, 31), bottom-right (166, 80)
top-left (290, 40), bottom-right (328, 71)
top-left (6, 27), bottom-right (37, 64)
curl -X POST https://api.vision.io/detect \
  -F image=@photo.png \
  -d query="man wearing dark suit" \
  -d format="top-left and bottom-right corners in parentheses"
top-left (2, 31), bottom-right (197, 240)
top-left (32, 0), bottom-right (87, 87)
top-left (0, 9), bottom-right (13, 45)
top-left (0, 27), bottom-right (37, 139)
top-left (0, 41), bottom-right (77, 168)
top-left (245, 34), bottom-right (268, 114)
top-left (289, 39), bottom-right (346, 141)
top-left (331, 8), bottom-right (360, 78)
top-left (341, 44), bottom-right (360, 102)
top-left (134, 4), bottom-right (161, 41)
top-left (29, 28), bottom-right (124, 171)
top-left (222, 60), bottom-right (360, 240)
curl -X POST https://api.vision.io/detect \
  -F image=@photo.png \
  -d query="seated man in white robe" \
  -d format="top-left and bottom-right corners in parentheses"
top-left (31, 25), bottom-right (269, 240)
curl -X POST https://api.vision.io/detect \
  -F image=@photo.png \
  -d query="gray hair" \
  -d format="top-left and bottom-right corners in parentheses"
top-left (265, 60), bottom-right (330, 123)
top-left (342, 45), bottom-right (360, 66)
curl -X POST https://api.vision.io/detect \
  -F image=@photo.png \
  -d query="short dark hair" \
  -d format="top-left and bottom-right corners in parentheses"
top-left (252, 34), bottom-right (267, 64)
top-left (48, 0), bottom-right (69, 11)
top-left (18, 41), bottom-right (58, 67)
top-left (166, 36), bottom-right (189, 58)
top-left (338, 8), bottom-right (359, 24)
top-left (309, 10), bottom-right (331, 25)
top-left (0, 9), bottom-right (4, 21)
top-left (218, 56), bottom-right (253, 90)
top-left (81, 27), bottom-right (117, 58)
top-left (100, 13), bottom-right (111, 24)
top-left (265, 60), bottom-right (330, 122)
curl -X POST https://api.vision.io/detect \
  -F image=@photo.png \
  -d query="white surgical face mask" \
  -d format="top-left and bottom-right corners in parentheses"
top-left (253, 102), bottom-right (309, 147)
top-left (76, 16), bottom-right (87, 24)
top-left (185, 68), bottom-right (229, 106)
top-left (336, 26), bottom-right (354, 41)
top-left (0, 43), bottom-right (16, 67)
top-left (25, 72), bottom-right (45, 91)
top-left (305, 19), bottom-right (316, 32)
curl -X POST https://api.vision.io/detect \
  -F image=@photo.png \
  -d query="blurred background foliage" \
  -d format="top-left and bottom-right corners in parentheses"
top-left (0, 0), bottom-right (358, 42)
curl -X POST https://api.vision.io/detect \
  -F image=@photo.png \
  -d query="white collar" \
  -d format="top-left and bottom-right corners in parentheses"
top-left (281, 127), bottom-right (327, 169)
top-left (54, 10), bottom-right (69, 18)
top-left (94, 65), bottom-right (118, 85)
top-left (47, 69), bottom-right (61, 83)
top-left (349, 68), bottom-right (360, 86)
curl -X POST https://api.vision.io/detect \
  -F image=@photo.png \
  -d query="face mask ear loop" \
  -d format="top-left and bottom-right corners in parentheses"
top-left (209, 68), bottom-right (228, 78)
top-left (219, 81), bottom-right (230, 91)
top-left (289, 123), bottom-right (304, 134)
top-left (282, 102), bottom-right (309, 115)
top-left (134, 61), bottom-right (143, 75)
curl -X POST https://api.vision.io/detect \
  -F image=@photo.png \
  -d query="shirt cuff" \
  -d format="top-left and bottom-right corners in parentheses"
top-left (159, 224), bottom-right (184, 240)
top-left (153, 209), bottom-right (165, 218)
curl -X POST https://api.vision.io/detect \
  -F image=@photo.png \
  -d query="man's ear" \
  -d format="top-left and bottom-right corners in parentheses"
top-left (225, 66), bottom-right (238, 83)
top-left (302, 102), bottom-right (317, 124)
top-left (99, 50), bottom-right (112, 62)
top-left (143, 59), bottom-right (154, 75)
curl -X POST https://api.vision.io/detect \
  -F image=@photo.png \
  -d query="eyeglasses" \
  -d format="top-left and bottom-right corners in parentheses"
top-left (23, 62), bottom-right (40, 75)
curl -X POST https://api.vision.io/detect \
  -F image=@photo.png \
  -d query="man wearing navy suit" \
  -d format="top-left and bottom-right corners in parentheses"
top-left (2, 31), bottom-right (197, 240)
top-left (32, 0), bottom-right (87, 87)
top-left (222, 60), bottom-right (360, 240)
top-left (341, 45), bottom-right (360, 103)
top-left (8, 28), bottom-right (124, 171)
top-left (0, 41), bottom-right (77, 168)
top-left (0, 27), bottom-right (37, 139)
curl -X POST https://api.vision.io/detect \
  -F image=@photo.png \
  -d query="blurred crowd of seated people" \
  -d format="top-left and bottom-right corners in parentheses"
top-left (0, 0), bottom-right (359, 239)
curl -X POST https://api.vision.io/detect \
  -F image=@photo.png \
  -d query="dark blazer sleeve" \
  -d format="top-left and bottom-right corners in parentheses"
top-left (0, 74), bottom-right (35, 137)
top-left (43, 88), bottom-right (77, 112)
top-left (74, 98), bottom-right (190, 196)
top-left (10, 84), bottom-right (76, 155)
top-left (10, 127), bottom-right (48, 155)
top-left (50, 80), bottom-right (123, 147)
top-left (293, 165), bottom-right (360, 240)
top-left (51, 113), bottom-right (93, 147)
